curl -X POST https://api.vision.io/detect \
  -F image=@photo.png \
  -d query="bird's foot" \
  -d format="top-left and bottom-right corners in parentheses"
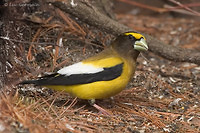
top-left (92, 103), bottom-right (112, 116)
top-left (89, 99), bottom-right (112, 116)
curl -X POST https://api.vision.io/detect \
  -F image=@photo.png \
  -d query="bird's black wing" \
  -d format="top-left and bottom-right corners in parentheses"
top-left (21, 63), bottom-right (123, 86)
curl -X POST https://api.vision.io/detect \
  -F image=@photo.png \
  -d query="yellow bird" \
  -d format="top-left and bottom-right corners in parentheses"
top-left (21, 31), bottom-right (148, 106)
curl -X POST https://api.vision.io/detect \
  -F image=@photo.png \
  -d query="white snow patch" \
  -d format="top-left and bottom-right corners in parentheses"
top-left (0, 123), bottom-right (5, 132)
top-left (65, 124), bottom-right (74, 131)
top-left (70, 0), bottom-right (77, 7)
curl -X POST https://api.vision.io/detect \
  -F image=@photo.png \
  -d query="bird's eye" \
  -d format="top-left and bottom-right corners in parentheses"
top-left (128, 34), bottom-right (135, 41)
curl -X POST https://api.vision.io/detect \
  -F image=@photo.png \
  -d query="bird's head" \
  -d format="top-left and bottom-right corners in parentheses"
top-left (123, 32), bottom-right (148, 51)
top-left (112, 31), bottom-right (148, 57)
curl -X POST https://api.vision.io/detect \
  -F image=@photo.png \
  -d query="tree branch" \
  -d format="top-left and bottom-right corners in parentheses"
top-left (49, 0), bottom-right (200, 65)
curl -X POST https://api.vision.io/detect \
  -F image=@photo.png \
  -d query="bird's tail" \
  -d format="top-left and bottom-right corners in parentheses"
top-left (19, 73), bottom-right (58, 86)
top-left (20, 80), bottom-right (39, 85)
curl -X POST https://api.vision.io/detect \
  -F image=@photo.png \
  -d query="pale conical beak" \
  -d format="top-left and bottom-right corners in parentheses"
top-left (134, 38), bottom-right (148, 51)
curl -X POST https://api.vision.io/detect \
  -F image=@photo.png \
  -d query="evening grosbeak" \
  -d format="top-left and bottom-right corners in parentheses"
top-left (21, 31), bottom-right (148, 111)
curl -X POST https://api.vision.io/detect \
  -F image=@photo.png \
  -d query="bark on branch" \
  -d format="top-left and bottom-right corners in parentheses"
top-left (49, 0), bottom-right (200, 65)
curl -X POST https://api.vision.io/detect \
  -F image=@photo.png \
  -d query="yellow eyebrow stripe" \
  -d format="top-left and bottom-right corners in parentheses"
top-left (124, 32), bottom-right (146, 40)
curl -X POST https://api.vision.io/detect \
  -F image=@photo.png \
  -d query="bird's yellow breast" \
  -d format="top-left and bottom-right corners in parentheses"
top-left (46, 57), bottom-right (135, 100)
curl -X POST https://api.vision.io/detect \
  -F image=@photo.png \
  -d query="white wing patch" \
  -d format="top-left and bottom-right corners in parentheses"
top-left (58, 62), bottom-right (104, 76)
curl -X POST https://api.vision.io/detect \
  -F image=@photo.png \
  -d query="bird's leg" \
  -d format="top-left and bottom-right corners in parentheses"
top-left (88, 99), bottom-right (112, 115)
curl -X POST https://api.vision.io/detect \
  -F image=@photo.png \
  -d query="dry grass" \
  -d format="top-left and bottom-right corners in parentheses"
top-left (0, 82), bottom-right (199, 133)
top-left (1, 1), bottom-right (200, 132)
